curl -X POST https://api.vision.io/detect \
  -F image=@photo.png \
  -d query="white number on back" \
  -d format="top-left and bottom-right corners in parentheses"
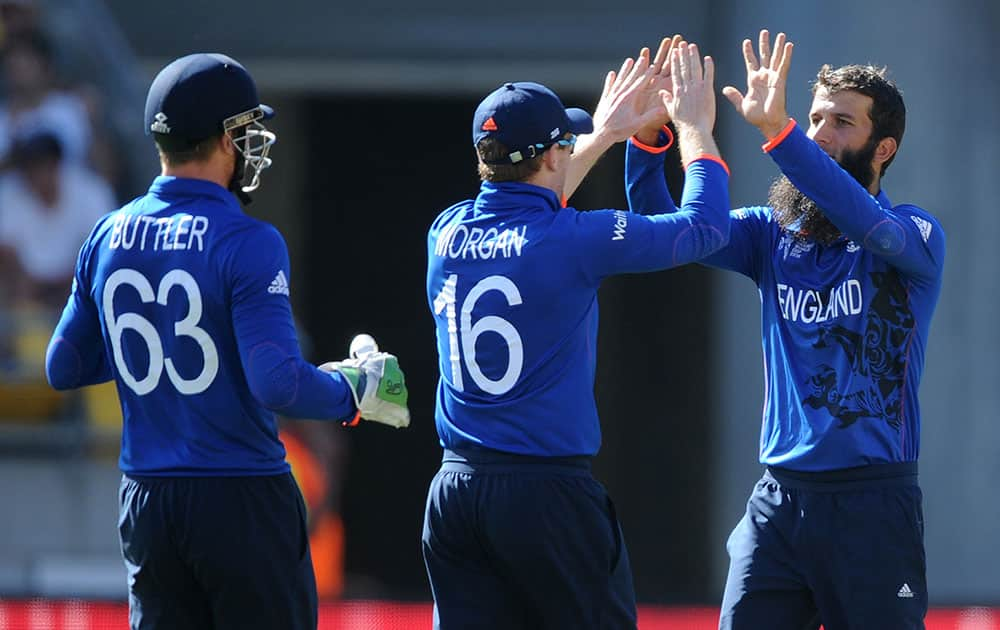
top-left (433, 273), bottom-right (523, 395)
top-left (103, 268), bottom-right (219, 396)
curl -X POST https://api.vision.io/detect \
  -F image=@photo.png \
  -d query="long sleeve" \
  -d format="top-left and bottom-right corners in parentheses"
top-left (575, 157), bottom-right (730, 284)
top-left (625, 135), bottom-right (766, 280)
top-left (229, 225), bottom-right (356, 420)
top-left (766, 122), bottom-right (944, 280)
top-left (625, 128), bottom-right (679, 216)
top-left (46, 239), bottom-right (113, 389)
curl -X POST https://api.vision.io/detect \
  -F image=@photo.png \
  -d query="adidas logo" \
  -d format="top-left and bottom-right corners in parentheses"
top-left (897, 583), bottom-right (915, 599)
top-left (267, 270), bottom-right (290, 296)
top-left (910, 215), bottom-right (932, 243)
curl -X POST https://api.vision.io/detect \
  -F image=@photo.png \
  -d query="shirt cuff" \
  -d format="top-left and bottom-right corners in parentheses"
top-left (761, 119), bottom-right (797, 153)
top-left (684, 154), bottom-right (731, 177)
top-left (629, 125), bottom-right (674, 154)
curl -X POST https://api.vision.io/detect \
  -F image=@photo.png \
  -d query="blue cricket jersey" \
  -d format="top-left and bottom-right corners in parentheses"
top-left (46, 176), bottom-right (356, 476)
top-left (426, 158), bottom-right (730, 457)
top-left (626, 124), bottom-right (945, 471)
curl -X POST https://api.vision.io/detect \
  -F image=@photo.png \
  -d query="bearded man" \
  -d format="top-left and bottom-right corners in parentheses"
top-left (625, 30), bottom-right (944, 630)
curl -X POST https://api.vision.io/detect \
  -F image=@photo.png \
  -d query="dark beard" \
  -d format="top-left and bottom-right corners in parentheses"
top-left (770, 138), bottom-right (878, 245)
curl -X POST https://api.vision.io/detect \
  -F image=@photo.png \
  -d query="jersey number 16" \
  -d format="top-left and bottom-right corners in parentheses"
top-left (433, 273), bottom-right (523, 396)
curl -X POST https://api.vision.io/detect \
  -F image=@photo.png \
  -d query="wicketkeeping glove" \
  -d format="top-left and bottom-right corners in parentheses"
top-left (319, 352), bottom-right (410, 428)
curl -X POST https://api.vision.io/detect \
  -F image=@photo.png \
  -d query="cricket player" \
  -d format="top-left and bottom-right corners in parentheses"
top-left (422, 41), bottom-right (730, 629)
top-left (626, 31), bottom-right (944, 629)
top-left (45, 53), bottom-right (409, 630)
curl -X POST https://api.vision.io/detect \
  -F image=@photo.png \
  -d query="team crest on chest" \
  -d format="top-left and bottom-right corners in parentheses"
top-left (779, 232), bottom-right (814, 260)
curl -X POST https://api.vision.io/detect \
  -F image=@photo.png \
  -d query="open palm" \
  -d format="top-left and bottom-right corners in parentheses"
top-left (590, 48), bottom-right (654, 143)
top-left (661, 42), bottom-right (716, 132)
top-left (722, 30), bottom-right (794, 136)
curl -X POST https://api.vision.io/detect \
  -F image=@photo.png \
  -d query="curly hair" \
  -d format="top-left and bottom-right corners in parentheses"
top-left (813, 64), bottom-right (906, 176)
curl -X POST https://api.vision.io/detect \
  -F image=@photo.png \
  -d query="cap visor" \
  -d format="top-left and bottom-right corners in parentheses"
top-left (260, 104), bottom-right (275, 119)
top-left (566, 107), bottom-right (594, 135)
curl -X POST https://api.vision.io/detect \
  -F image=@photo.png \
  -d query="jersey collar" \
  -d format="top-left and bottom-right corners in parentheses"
top-left (475, 181), bottom-right (561, 214)
top-left (148, 176), bottom-right (241, 209)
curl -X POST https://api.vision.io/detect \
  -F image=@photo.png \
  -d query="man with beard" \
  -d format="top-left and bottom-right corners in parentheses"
top-left (626, 31), bottom-right (944, 629)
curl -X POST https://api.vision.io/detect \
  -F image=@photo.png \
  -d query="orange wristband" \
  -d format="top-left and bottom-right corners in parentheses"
top-left (683, 154), bottom-right (731, 177)
top-left (342, 409), bottom-right (361, 427)
top-left (761, 119), bottom-right (797, 152)
top-left (629, 125), bottom-right (674, 154)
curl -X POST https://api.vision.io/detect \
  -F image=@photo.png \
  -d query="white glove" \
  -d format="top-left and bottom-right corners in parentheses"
top-left (319, 337), bottom-right (410, 428)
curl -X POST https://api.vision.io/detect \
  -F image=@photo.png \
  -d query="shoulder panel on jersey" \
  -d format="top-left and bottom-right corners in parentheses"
top-left (429, 200), bottom-right (475, 233)
top-left (75, 208), bottom-right (123, 296)
top-left (226, 220), bottom-right (292, 304)
top-left (892, 204), bottom-right (944, 231)
top-left (891, 202), bottom-right (946, 275)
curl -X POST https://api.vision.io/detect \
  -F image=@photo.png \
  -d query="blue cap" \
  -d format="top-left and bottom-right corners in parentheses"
top-left (472, 82), bottom-right (593, 164)
top-left (144, 53), bottom-right (274, 140)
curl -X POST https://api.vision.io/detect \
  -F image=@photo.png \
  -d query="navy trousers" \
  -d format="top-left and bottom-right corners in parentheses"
top-left (720, 463), bottom-right (927, 630)
top-left (422, 448), bottom-right (637, 629)
top-left (119, 473), bottom-right (317, 630)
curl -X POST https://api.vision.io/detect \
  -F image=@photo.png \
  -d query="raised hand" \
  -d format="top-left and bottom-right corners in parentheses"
top-left (590, 46), bottom-right (659, 144)
top-left (634, 34), bottom-right (683, 143)
top-left (722, 29), bottom-right (794, 139)
top-left (662, 42), bottom-right (716, 134)
top-left (565, 41), bottom-right (682, 198)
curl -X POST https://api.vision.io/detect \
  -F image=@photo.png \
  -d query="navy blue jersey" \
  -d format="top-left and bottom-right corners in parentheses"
top-left (626, 125), bottom-right (945, 471)
top-left (426, 158), bottom-right (730, 457)
top-left (46, 176), bottom-right (355, 475)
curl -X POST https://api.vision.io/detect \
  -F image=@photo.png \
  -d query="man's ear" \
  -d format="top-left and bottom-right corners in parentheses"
top-left (219, 133), bottom-right (236, 156)
top-left (540, 145), bottom-right (565, 172)
top-left (873, 136), bottom-right (897, 170)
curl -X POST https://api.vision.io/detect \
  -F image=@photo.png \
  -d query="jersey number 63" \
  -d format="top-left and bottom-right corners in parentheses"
top-left (102, 268), bottom-right (219, 396)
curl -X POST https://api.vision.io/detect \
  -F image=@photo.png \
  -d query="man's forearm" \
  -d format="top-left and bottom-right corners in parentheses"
top-left (675, 123), bottom-right (723, 166)
top-left (564, 130), bottom-right (618, 200)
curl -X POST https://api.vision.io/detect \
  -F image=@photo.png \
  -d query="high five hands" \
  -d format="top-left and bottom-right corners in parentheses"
top-left (722, 29), bottom-right (794, 140)
top-left (573, 28), bottom-right (791, 193)
top-left (590, 35), bottom-right (683, 145)
top-left (660, 40), bottom-right (717, 136)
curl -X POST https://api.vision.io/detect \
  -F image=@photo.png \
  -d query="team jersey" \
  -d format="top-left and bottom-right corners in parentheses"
top-left (426, 158), bottom-right (730, 457)
top-left (626, 124), bottom-right (945, 471)
top-left (46, 176), bottom-right (355, 476)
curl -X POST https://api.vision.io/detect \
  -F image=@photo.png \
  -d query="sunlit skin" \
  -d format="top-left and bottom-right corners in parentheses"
top-left (806, 87), bottom-right (897, 195)
top-left (160, 133), bottom-right (237, 189)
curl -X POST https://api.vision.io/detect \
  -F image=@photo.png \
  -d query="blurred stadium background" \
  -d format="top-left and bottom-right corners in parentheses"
top-left (0, 0), bottom-right (996, 628)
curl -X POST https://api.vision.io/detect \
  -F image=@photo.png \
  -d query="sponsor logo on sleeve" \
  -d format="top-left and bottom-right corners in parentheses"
top-left (268, 270), bottom-right (290, 296)
top-left (612, 210), bottom-right (628, 241)
top-left (910, 216), bottom-right (932, 243)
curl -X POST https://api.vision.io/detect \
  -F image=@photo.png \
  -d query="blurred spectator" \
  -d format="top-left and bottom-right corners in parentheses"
top-left (0, 29), bottom-right (91, 166)
top-left (0, 0), bottom-right (39, 42)
top-left (0, 128), bottom-right (112, 311)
